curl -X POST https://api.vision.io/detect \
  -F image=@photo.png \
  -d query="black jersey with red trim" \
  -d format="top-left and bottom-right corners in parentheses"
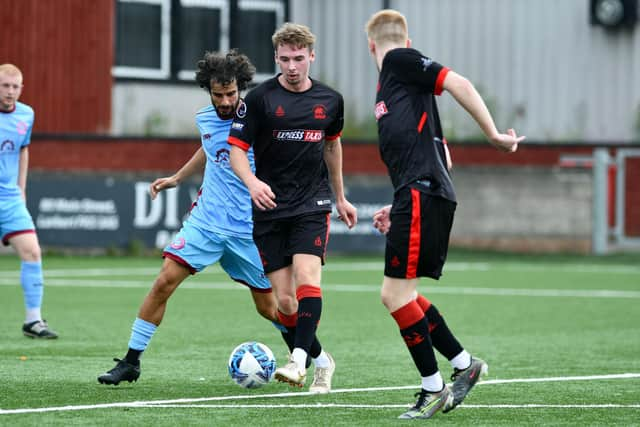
top-left (228, 75), bottom-right (344, 220)
top-left (375, 48), bottom-right (456, 202)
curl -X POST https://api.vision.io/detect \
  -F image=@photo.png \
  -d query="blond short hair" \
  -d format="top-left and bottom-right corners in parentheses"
top-left (0, 63), bottom-right (23, 78)
top-left (365, 9), bottom-right (408, 45)
top-left (272, 22), bottom-right (316, 51)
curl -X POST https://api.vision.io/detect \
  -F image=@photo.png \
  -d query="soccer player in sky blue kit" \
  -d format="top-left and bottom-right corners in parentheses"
top-left (0, 64), bottom-right (58, 339)
top-left (98, 50), bottom-right (284, 385)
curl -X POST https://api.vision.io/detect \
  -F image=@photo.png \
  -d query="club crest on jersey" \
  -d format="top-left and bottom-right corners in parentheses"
top-left (236, 100), bottom-right (247, 118)
top-left (16, 121), bottom-right (28, 135)
top-left (273, 129), bottom-right (324, 143)
top-left (375, 101), bottom-right (388, 120)
top-left (313, 104), bottom-right (327, 120)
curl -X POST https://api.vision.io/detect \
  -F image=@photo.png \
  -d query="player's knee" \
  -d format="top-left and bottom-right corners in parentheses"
top-left (150, 274), bottom-right (180, 299)
top-left (276, 294), bottom-right (297, 313)
top-left (20, 245), bottom-right (41, 262)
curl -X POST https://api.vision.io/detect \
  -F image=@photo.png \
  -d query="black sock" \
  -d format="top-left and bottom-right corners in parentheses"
top-left (124, 348), bottom-right (142, 365)
top-left (425, 305), bottom-right (464, 360)
top-left (294, 296), bottom-right (322, 353)
top-left (400, 318), bottom-right (438, 377)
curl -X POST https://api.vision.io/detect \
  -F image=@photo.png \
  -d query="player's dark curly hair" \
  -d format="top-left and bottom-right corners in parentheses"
top-left (195, 49), bottom-right (255, 92)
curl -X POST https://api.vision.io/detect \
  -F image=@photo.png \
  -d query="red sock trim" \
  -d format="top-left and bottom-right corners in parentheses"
top-left (415, 294), bottom-right (432, 312)
top-left (391, 301), bottom-right (425, 330)
top-left (296, 284), bottom-right (322, 300)
top-left (277, 310), bottom-right (297, 328)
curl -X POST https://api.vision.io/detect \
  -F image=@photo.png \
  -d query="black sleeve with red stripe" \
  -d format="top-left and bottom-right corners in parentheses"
top-left (325, 92), bottom-right (344, 141)
top-left (228, 85), bottom-right (263, 151)
top-left (384, 48), bottom-right (450, 96)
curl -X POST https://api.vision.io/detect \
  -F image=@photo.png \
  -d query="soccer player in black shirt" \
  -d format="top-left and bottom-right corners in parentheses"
top-left (365, 9), bottom-right (525, 419)
top-left (229, 23), bottom-right (357, 393)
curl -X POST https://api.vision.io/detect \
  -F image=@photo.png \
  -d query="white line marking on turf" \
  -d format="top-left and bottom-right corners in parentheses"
top-left (1, 373), bottom-right (639, 415)
top-left (135, 403), bottom-right (640, 409)
top-left (1, 277), bottom-right (638, 299)
top-left (0, 260), bottom-right (639, 278)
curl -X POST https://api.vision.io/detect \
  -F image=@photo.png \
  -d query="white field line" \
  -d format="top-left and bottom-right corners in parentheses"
top-left (0, 277), bottom-right (638, 299)
top-left (1, 373), bottom-right (639, 415)
top-left (0, 260), bottom-right (639, 278)
top-left (135, 403), bottom-right (640, 409)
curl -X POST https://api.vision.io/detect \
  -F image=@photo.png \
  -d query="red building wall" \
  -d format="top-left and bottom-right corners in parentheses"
top-left (0, 0), bottom-right (113, 133)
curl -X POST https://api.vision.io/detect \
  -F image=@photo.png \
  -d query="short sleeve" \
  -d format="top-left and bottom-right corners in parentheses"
top-left (228, 89), bottom-right (261, 151)
top-left (384, 49), bottom-right (450, 96)
top-left (325, 93), bottom-right (344, 141)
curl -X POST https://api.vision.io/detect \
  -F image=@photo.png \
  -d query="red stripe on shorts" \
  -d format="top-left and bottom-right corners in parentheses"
top-left (406, 189), bottom-right (421, 279)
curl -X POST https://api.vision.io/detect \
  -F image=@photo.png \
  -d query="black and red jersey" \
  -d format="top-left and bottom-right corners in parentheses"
top-left (375, 48), bottom-right (456, 202)
top-left (228, 75), bottom-right (344, 221)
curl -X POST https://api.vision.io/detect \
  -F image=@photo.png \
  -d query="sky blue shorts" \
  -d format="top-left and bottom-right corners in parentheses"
top-left (1, 197), bottom-right (35, 245)
top-left (163, 220), bottom-right (271, 292)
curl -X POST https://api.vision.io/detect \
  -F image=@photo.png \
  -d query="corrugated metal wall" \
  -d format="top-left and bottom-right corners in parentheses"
top-left (291, 0), bottom-right (640, 142)
top-left (0, 0), bottom-right (113, 133)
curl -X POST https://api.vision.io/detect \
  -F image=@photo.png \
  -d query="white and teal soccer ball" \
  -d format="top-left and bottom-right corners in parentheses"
top-left (228, 341), bottom-right (276, 388)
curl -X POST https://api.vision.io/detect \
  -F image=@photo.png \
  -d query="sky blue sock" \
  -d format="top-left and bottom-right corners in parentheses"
top-left (128, 317), bottom-right (157, 351)
top-left (21, 261), bottom-right (43, 310)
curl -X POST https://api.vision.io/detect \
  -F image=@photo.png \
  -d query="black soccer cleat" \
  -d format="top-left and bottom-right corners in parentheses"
top-left (98, 358), bottom-right (141, 385)
top-left (23, 320), bottom-right (58, 339)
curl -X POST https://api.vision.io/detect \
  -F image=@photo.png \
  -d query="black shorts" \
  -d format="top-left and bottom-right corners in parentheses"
top-left (384, 188), bottom-right (456, 280)
top-left (253, 212), bottom-right (331, 274)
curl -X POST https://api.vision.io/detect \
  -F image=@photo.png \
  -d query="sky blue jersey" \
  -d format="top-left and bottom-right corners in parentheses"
top-left (0, 101), bottom-right (34, 200)
top-left (187, 104), bottom-right (255, 238)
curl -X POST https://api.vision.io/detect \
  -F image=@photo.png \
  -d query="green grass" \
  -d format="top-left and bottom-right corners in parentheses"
top-left (1, 251), bottom-right (639, 426)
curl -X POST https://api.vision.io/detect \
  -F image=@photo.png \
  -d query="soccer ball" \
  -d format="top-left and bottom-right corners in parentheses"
top-left (228, 341), bottom-right (276, 388)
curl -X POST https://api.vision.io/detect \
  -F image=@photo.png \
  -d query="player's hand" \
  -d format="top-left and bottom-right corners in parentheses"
top-left (149, 176), bottom-right (178, 200)
top-left (336, 199), bottom-right (358, 229)
top-left (372, 204), bottom-right (392, 234)
top-left (249, 179), bottom-right (277, 211)
top-left (490, 129), bottom-right (525, 153)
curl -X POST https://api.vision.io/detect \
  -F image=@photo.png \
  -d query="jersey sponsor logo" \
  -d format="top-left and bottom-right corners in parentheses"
top-left (231, 122), bottom-right (244, 131)
top-left (313, 104), bottom-right (327, 120)
top-left (272, 129), bottom-right (324, 143)
top-left (275, 105), bottom-right (285, 117)
top-left (1, 140), bottom-right (14, 151)
top-left (16, 121), bottom-right (28, 135)
top-left (236, 100), bottom-right (247, 118)
top-left (374, 101), bottom-right (388, 120)
top-left (170, 237), bottom-right (186, 250)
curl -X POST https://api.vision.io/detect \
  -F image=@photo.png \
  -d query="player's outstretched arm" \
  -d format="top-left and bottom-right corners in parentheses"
top-left (443, 71), bottom-right (525, 153)
top-left (150, 147), bottom-right (206, 200)
top-left (229, 145), bottom-right (276, 210)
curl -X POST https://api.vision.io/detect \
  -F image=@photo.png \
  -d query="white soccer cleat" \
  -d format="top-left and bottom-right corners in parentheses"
top-left (274, 357), bottom-right (306, 387)
top-left (309, 352), bottom-right (335, 394)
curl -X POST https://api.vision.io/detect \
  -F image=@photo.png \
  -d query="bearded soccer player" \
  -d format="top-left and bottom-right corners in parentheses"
top-left (229, 23), bottom-right (357, 393)
top-left (98, 50), bottom-right (287, 385)
top-left (366, 10), bottom-right (525, 419)
top-left (0, 64), bottom-right (58, 339)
